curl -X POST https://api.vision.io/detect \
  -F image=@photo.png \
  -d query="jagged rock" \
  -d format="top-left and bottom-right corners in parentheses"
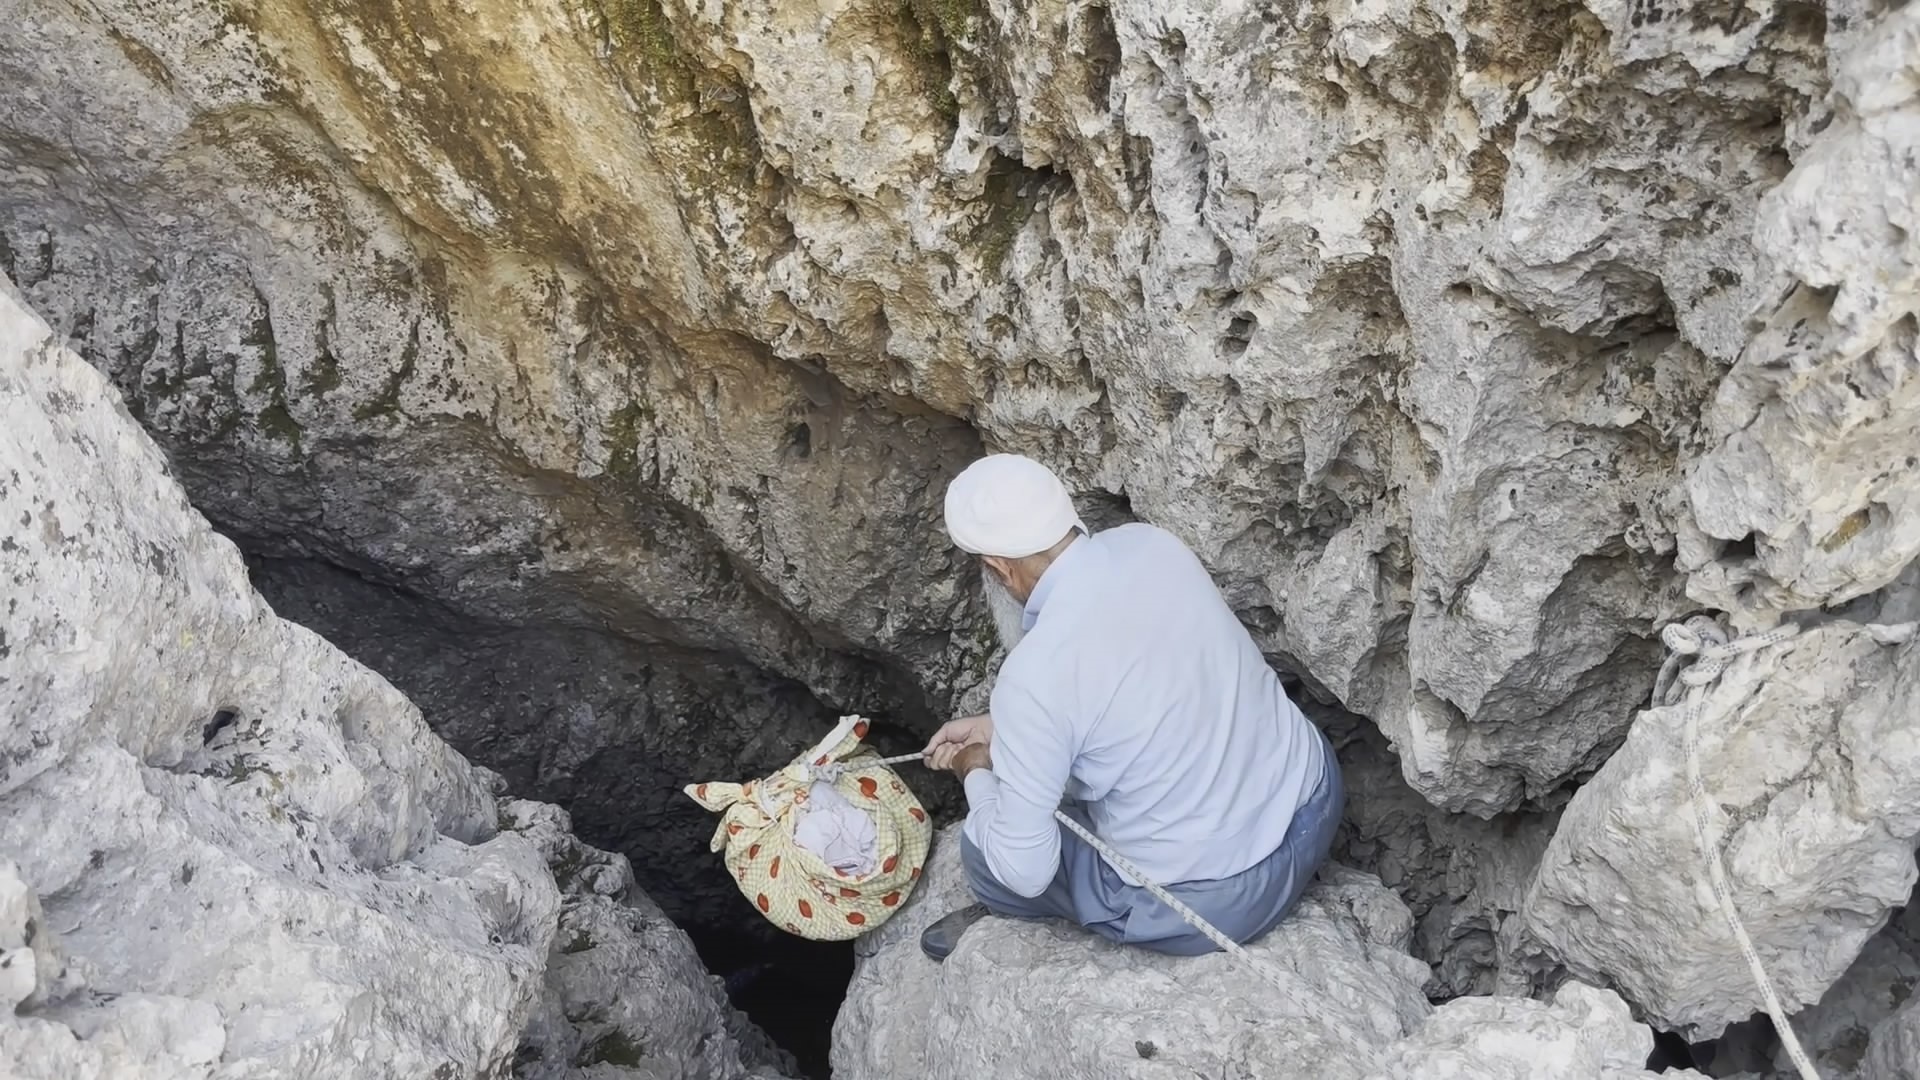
top-left (1678, 2), bottom-right (1920, 624)
top-left (1711, 896), bottom-right (1920, 1079)
top-left (1521, 615), bottom-right (1920, 1036)
top-left (4, 0), bottom-right (1920, 1069)
top-left (831, 825), bottom-right (1435, 1080)
top-left (1362, 981), bottom-right (1705, 1080)
top-left (1323, 704), bottom-right (1556, 997)
top-left (1790, 899), bottom-right (1920, 1080)
top-left (0, 277), bottom-right (787, 1078)
top-left (1, 0), bottom-right (1911, 826)
top-left (502, 800), bottom-right (795, 1079)
top-left (1866, 993), bottom-right (1920, 1080)
top-left (831, 825), bottom-right (1701, 1080)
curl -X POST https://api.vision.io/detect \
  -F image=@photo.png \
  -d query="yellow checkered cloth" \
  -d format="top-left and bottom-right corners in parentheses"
top-left (683, 715), bottom-right (933, 941)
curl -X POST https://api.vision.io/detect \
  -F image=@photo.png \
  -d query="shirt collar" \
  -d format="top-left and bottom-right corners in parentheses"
top-left (1021, 529), bottom-right (1090, 630)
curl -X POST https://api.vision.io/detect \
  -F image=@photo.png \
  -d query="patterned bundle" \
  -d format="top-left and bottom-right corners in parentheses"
top-left (684, 715), bottom-right (934, 941)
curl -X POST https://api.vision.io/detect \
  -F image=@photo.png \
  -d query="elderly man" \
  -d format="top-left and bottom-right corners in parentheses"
top-left (919, 453), bottom-right (1344, 960)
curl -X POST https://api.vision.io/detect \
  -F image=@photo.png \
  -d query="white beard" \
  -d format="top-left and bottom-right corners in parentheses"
top-left (982, 565), bottom-right (1028, 652)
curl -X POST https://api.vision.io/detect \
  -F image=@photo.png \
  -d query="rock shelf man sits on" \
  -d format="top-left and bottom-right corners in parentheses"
top-left (920, 453), bottom-right (1345, 960)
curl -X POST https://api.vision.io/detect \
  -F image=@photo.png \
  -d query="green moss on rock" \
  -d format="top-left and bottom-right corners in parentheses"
top-left (897, 0), bottom-right (982, 119)
top-left (974, 168), bottom-right (1040, 274)
top-left (243, 303), bottom-right (303, 451)
top-left (604, 402), bottom-right (649, 479)
top-left (256, 402), bottom-right (303, 448)
top-left (353, 320), bottom-right (418, 422)
top-left (601, 0), bottom-right (681, 70)
top-left (302, 340), bottom-right (343, 398)
top-left (909, 0), bottom-right (980, 48)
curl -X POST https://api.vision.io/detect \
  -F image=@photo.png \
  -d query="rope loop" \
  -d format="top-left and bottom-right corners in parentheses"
top-left (1663, 613), bottom-right (1819, 1080)
top-left (1660, 618), bottom-right (1718, 656)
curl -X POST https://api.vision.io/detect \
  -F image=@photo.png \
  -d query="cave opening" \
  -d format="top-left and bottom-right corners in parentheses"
top-left (243, 552), bottom-right (953, 1079)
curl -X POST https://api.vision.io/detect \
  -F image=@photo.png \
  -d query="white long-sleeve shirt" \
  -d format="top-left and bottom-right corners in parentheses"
top-left (962, 523), bottom-right (1324, 897)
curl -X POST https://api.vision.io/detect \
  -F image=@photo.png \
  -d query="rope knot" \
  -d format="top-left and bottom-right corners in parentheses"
top-left (1660, 619), bottom-right (1718, 656)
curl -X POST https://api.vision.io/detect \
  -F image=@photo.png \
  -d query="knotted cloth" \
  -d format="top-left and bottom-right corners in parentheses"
top-left (684, 715), bottom-right (933, 941)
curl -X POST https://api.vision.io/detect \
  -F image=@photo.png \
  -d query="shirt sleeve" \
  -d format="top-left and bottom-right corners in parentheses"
top-left (960, 676), bottom-right (1073, 898)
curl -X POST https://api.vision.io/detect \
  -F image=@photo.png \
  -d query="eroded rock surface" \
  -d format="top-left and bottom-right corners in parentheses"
top-left (831, 824), bottom-right (1434, 1080)
top-left (1, 0), bottom-right (1913, 822)
top-left (1710, 895), bottom-right (1920, 1079)
top-left (1522, 610), bottom-right (1920, 1036)
top-left (1363, 981), bottom-right (1705, 1080)
top-left (503, 800), bottom-right (794, 1080)
top-left (0, 276), bottom-right (788, 1078)
top-left (831, 824), bottom-right (1695, 1079)
top-left (2, 0), bottom-right (1919, 1070)
top-left (1324, 703), bottom-right (1555, 998)
top-left (1866, 992), bottom-right (1920, 1080)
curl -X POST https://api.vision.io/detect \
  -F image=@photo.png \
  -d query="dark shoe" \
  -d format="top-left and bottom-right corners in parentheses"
top-left (919, 903), bottom-right (991, 962)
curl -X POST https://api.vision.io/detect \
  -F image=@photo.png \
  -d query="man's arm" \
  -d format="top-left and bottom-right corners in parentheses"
top-left (955, 681), bottom-right (1071, 898)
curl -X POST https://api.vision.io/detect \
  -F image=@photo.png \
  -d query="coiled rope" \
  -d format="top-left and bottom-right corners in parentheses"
top-left (843, 752), bottom-right (1291, 990)
top-left (1654, 616), bottom-right (1819, 1080)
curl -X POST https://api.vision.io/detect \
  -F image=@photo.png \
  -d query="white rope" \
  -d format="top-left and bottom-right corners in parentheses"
top-left (1656, 615), bottom-right (1819, 1080)
top-left (845, 753), bottom-right (1290, 989)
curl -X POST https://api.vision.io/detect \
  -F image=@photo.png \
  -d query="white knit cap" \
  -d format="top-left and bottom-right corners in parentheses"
top-left (943, 453), bottom-right (1084, 557)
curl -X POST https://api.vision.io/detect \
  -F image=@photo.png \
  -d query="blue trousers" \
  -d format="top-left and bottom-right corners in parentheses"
top-left (959, 727), bottom-right (1345, 956)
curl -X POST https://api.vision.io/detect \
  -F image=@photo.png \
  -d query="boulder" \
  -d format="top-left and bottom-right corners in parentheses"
top-left (0, 276), bottom-right (789, 1079)
top-left (831, 825), bottom-right (1433, 1080)
top-left (1522, 616), bottom-right (1920, 1035)
top-left (1865, 996), bottom-right (1920, 1080)
top-left (502, 800), bottom-right (794, 1079)
top-left (1363, 981), bottom-right (1705, 1080)
top-left (831, 825), bottom-right (1710, 1080)
top-left (1712, 897), bottom-right (1920, 1079)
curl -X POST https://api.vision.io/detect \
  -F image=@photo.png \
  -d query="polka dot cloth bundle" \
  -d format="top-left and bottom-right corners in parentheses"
top-left (683, 715), bottom-right (933, 941)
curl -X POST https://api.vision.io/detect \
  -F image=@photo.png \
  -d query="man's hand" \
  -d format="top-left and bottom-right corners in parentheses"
top-left (940, 742), bottom-right (993, 780)
top-left (923, 713), bottom-right (993, 771)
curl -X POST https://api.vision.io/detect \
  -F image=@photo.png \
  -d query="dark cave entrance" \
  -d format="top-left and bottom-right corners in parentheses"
top-left (687, 927), bottom-right (856, 1076)
top-left (245, 554), bottom-right (954, 1080)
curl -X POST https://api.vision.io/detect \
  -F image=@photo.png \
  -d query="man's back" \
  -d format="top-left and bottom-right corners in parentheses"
top-left (989, 523), bottom-right (1323, 886)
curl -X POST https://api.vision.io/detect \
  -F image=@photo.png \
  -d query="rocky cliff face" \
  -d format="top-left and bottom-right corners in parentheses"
top-left (2, 0), bottom-right (1918, 1076)
top-left (0, 275), bottom-right (791, 1078)
top-left (5, 0), bottom-right (1913, 814)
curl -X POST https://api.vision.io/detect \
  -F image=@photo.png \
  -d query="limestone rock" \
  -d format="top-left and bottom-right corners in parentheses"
top-left (4, 0), bottom-right (1920, 1065)
top-left (1323, 704), bottom-right (1556, 998)
top-left (1709, 897), bottom-right (1920, 1079)
top-left (1521, 616), bottom-right (1920, 1036)
top-left (1866, 994), bottom-right (1920, 1080)
top-left (502, 800), bottom-right (795, 1079)
top-left (1777, 899), bottom-right (1920, 1079)
top-left (0, 276), bottom-right (786, 1078)
top-left (1678, 2), bottom-right (1920, 625)
top-left (0, 0), bottom-right (1911, 826)
top-left (831, 825), bottom-right (1434, 1080)
top-left (1363, 981), bottom-right (1704, 1080)
top-left (831, 825), bottom-right (1702, 1080)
